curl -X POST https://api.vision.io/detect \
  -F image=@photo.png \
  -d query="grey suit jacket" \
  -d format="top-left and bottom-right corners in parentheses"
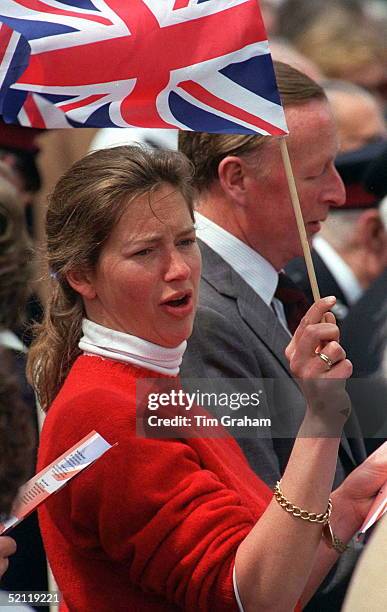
top-left (181, 240), bottom-right (366, 611)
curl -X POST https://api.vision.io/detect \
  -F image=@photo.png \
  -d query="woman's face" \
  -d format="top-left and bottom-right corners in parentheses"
top-left (84, 183), bottom-right (201, 348)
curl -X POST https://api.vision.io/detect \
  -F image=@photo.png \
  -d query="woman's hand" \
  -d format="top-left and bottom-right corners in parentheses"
top-left (0, 536), bottom-right (16, 579)
top-left (333, 442), bottom-right (387, 529)
top-left (285, 297), bottom-right (353, 434)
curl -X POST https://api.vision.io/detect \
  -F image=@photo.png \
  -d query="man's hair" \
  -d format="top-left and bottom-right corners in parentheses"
top-left (178, 61), bottom-right (326, 191)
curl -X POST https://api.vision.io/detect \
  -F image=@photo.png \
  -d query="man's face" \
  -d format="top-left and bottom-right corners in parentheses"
top-left (242, 99), bottom-right (346, 269)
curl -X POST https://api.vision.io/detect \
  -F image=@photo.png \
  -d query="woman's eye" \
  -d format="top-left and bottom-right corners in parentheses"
top-left (178, 238), bottom-right (196, 247)
top-left (133, 248), bottom-right (153, 257)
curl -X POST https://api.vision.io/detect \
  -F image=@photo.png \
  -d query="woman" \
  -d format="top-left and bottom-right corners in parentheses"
top-left (28, 146), bottom-right (386, 612)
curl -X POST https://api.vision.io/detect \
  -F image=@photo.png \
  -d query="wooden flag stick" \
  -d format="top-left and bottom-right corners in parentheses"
top-left (279, 137), bottom-right (321, 302)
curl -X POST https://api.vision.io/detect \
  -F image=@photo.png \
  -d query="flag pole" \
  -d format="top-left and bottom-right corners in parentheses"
top-left (279, 137), bottom-right (321, 302)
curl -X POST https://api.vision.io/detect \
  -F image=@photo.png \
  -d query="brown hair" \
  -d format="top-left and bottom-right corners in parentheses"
top-left (27, 145), bottom-right (195, 411)
top-left (0, 348), bottom-right (35, 517)
top-left (0, 178), bottom-right (32, 329)
top-left (178, 61), bottom-right (326, 191)
top-left (295, 12), bottom-right (386, 84)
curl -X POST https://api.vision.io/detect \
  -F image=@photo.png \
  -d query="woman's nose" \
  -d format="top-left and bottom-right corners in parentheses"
top-left (164, 249), bottom-right (191, 282)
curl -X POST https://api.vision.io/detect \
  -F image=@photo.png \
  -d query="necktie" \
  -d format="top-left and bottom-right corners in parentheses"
top-left (274, 272), bottom-right (311, 334)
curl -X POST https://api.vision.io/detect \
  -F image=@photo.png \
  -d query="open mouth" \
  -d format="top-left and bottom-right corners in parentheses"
top-left (165, 295), bottom-right (190, 307)
top-left (160, 291), bottom-right (193, 316)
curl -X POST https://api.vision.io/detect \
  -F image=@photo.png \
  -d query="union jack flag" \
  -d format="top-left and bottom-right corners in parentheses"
top-left (0, 0), bottom-right (287, 135)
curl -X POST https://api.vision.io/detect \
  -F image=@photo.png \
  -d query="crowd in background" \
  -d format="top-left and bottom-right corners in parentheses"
top-left (0, 1), bottom-right (386, 610)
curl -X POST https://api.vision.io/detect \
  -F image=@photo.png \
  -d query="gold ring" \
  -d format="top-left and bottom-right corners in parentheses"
top-left (316, 351), bottom-right (333, 370)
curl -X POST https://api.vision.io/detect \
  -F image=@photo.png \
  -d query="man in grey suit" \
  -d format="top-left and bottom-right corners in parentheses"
top-left (180, 62), bottom-right (366, 611)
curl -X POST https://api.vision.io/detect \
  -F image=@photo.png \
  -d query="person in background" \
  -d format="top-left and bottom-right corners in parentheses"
top-left (339, 145), bottom-right (387, 452)
top-left (276, 1), bottom-right (387, 100)
top-left (276, 0), bottom-right (364, 46)
top-left (269, 38), bottom-right (324, 81)
top-left (0, 178), bottom-right (48, 609)
top-left (0, 348), bottom-right (34, 569)
top-left (27, 144), bottom-right (387, 612)
top-left (0, 347), bottom-right (35, 610)
top-left (286, 142), bottom-right (387, 323)
top-left (324, 81), bottom-right (386, 154)
top-left (0, 121), bottom-right (44, 347)
top-left (0, 121), bottom-right (42, 231)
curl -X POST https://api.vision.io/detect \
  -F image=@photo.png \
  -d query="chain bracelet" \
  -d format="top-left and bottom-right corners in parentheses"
top-left (274, 481), bottom-right (332, 524)
top-left (274, 480), bottom-right (348, 554)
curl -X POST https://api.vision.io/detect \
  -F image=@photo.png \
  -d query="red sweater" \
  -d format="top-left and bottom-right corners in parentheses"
top-left (38, 356), bottom-right (279, 612)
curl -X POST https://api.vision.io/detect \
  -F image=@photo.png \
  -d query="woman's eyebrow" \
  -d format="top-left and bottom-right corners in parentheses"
top-left (176, 224), bottom-right (196, 237)
top-left (122, 225), bottom-right (195, 248)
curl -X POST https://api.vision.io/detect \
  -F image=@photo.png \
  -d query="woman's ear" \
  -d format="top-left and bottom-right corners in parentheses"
top-left (66, 268), bottom-right (97, 300)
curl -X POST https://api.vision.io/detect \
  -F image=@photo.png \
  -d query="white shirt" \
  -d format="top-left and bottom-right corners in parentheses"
top-left (79, 319), bottom-right (186, 376)
top-left (195, 211), bottom-right (290, 333)
top-left (313, 236), bottom-right (363, 305)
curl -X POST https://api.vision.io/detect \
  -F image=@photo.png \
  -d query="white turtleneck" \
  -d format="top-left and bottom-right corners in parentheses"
top-left (78, 319), bottom-right (186, 376)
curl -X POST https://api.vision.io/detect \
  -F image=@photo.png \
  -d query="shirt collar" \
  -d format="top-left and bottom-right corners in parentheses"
top-left (79, 319), bottom-right (186, 376)
top-left (313, 236), bottom-right (363, 305)
top-left (195, 211), bottom-right (279, 305)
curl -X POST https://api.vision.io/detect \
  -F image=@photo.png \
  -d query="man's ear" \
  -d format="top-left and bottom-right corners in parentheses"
top-left (66, 268), bottom-right (97, 300)
top-left (218, 156), bottom-right (252, 206)
top-left (357, 210), bottom-right (386, 254)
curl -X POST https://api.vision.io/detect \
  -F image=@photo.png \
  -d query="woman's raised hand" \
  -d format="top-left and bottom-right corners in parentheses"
top-left (285, 296), bottom-right (353, 434)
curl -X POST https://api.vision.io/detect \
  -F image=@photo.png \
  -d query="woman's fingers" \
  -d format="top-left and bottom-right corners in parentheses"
top-left (286, 296), bottom-right (336, 360)
top-left (284, 297), bottom-right (352, 430)
top-left (289, 329), bottom-right (342, 378)
top-left (315, 341), bottom-right (346, 368)
top-left (323, 311), bottom-right (336, 325)
top-left (327, 358), bottom-right (353, 379)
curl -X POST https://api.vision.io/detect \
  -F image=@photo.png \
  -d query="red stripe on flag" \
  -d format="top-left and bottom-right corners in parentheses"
top-left (179, 80), bottom-right (287, 136)
top-left (0, 24), bottom-right (14, 66)
top-left (59, 94), bottom-right (105, 113)
top-left (173, 0), bottom-right (191, 9)
top-left (14, 0), bottom-right (112, 26)
top-left (23, 92), bottom-right (46, 128)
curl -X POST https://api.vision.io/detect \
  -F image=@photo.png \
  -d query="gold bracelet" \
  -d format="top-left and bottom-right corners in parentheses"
top-left (274, 481), bottom-right (348, 554)
top-left (274, 481), bottom-right (331, 523)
